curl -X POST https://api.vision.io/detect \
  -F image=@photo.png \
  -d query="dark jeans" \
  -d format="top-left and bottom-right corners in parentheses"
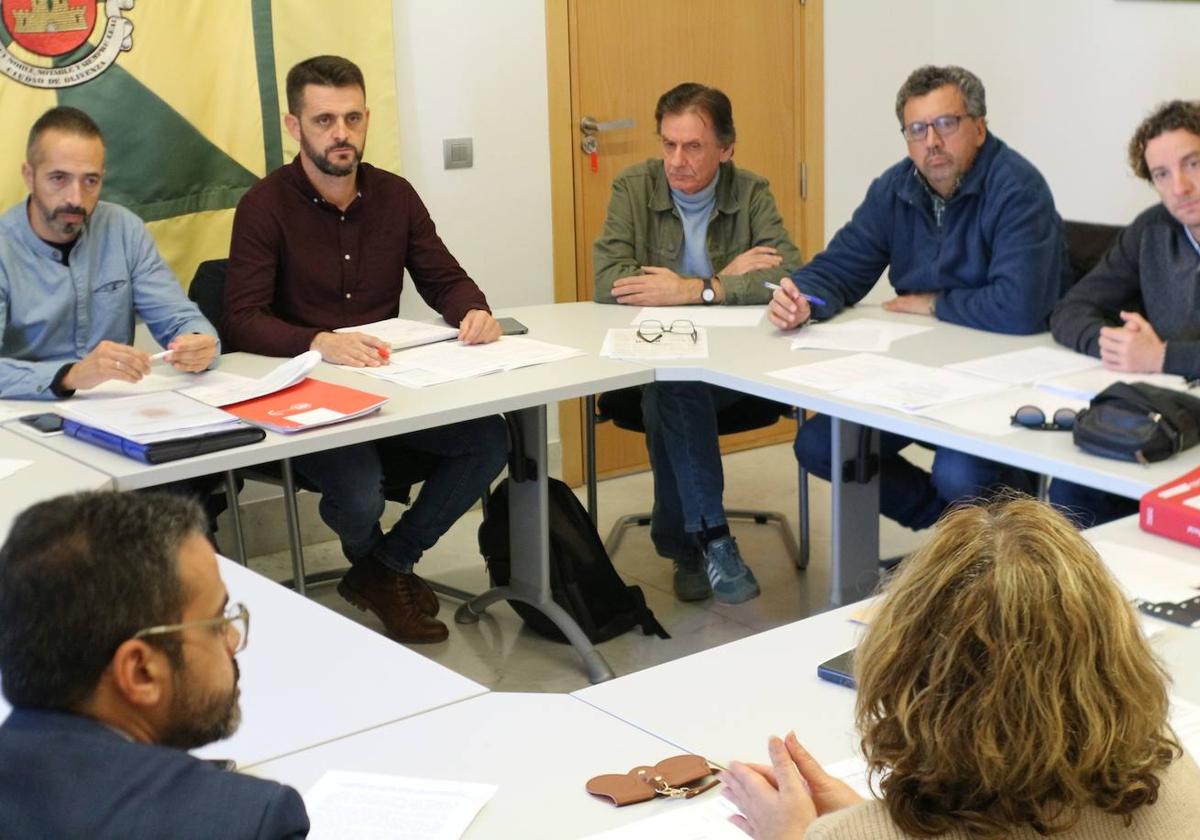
top-left (641, 381), bottom-right (746, 562)
top-left (795, 414), bottom-right (1038, 531)
top-left (1048, 480), bottom-right (1140, 529)
top-left (292, 415), bottom-right (508, 573)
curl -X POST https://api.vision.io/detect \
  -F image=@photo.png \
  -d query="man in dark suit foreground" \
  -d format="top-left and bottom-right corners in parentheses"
top-left (0, 492), bottom-right (309, 839)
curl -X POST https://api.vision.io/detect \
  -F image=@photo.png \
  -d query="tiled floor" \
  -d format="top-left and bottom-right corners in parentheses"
top-left (243, 441), bottom-right (932, 693)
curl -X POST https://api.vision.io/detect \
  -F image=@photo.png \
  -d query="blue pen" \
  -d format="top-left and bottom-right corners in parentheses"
top-left (763, 281), bottom-right (826, 307)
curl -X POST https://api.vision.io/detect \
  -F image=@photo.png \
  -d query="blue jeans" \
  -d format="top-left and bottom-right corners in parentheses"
top-left (1048, 480), bottom-right (1139, 529)
top-left (293, 415), bottom-right (508, 573)
top-left (794, 414), bottom-right (1037, 531)
top-left (641, 382), bottom-right (745, 562)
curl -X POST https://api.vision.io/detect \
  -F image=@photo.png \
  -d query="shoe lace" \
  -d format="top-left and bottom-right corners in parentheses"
top-left (707, 539), bottom-right (744, 581)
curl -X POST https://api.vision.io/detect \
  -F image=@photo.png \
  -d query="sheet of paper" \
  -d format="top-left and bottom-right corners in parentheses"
top-left (304, 771), bottom-right (496, 840)
top-left (0, 406), bottom-right (25, 424)
top-left (1090, 539), bottom-right (1200, 604)
top-left (78, 371), bottom-right (205, 397)
top-left (1036, 368), bottom-right (1190, 401)
top-left (915, 386), bottom-right (1088, 438)
top-left (632, 306), bottom-right (765, 328)
top-left (601, 327), bottom-right (710, 361)
top-left (1170, 696), bottom-right (1200, 758)
top-left (835, 366), bottom-right (1007, 413)
top-left (790, 318), bottom-right (931, 353)
top-left (767, 353), bottom-right (928, 392)
top-left (56, 391), bottom-right (240, 443)
top-left (356, 336), bottom-right (582, 388)
top-left (0, 458), bottom-right (33, 480)
top-left (580, 796), bottom-right (745, 840)
top-left (946, 346), bottom-right (1100, 385)
top-left (335, 317), bottom-right (459, 349)
top-left (183, 351), bottom-right (322, 406)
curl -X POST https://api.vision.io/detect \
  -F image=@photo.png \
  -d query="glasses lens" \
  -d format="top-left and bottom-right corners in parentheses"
top-left (637, 320), bottom-right (663, 342)
top-left (932, 115), bottom-right (962, 136)
top-left (1011, 405), bottom-right (1046, 428)
top-left (1052, 408), bottom-right (1077, 431)
top-left (903, 122), bottom-right (928, 141)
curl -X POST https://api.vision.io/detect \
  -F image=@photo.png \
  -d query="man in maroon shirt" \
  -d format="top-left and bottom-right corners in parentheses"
top-left (224, 55), bottom-right (508, 644)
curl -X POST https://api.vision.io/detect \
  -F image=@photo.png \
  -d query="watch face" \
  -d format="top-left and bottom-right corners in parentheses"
top-left (702, 287), bottom-right (715, 303)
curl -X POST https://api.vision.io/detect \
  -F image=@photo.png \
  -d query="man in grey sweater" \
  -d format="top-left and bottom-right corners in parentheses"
top-left (1050, 99), bottom-right (1200, 525)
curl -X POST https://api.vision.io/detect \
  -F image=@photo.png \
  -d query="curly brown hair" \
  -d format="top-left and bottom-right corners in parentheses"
top-left (854, 497), bottom-right (1180, 838)
top-left (1128, 100), bottom-right (1200, 181)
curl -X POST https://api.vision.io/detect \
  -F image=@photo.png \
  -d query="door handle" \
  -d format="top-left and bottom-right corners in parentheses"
top-left (580, 116), bottom-right (636, 135)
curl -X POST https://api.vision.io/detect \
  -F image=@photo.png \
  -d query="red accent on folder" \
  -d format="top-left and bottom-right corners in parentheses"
top-left (1140, 466), bottom-right (1200, 548)
top-left (223, 377), bottom-right (387, 433)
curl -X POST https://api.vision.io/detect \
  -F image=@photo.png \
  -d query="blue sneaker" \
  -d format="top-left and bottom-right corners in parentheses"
top-left (702, 536), bottom-right (760, 604)
top-left (673, 555), bottom-right (713, 601)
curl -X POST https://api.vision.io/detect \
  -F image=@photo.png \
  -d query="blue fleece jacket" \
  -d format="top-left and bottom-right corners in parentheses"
top-left (791, 133), bottom-right (1070, 335)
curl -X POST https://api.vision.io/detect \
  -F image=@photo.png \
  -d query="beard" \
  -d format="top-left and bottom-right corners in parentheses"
top-left (31, 196), bottom-right (89, 240)
top-left (159, 658), bottom-right (242, 750)
top-left (301, 132), bottom-right (363, 178)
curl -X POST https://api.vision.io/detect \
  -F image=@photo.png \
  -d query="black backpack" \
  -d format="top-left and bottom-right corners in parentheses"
top-left (479, 476), bottom-right (669, 645)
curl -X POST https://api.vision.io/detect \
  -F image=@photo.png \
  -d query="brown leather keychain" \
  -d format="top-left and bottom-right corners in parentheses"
top-left (586, 754), bottom-right (721, 806)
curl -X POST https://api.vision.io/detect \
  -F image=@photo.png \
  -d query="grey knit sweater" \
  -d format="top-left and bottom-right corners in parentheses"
top-left (805, 751), bottom-right (1200, 839)
top-left (1050, 204), bottom-right (1200, 377)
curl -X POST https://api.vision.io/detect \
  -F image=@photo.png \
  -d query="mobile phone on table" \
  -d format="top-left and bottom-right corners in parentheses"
top-left (19, 412), bottom-right (64, 435)
top-left (817, 649), bottom-right (856, 689)
top-left (497, 317), bottom-right (529, 336)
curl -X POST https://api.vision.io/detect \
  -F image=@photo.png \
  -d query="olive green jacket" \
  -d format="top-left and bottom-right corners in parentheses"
top-left (592, 159), bottom-right (802, 305)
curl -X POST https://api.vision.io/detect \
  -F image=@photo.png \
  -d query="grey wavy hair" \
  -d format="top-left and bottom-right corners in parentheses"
top-left (894, 65), bottom-right (987, 126)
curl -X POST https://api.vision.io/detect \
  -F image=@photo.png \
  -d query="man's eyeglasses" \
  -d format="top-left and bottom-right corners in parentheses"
top-left (901, 114), bottom-right (971, 143)
top-left (636, 319), bottom-right (697, 344)
top-left (1011, 405), bottom-right (1077, 432)
top-left (133, 601), bottom-right (250, 654)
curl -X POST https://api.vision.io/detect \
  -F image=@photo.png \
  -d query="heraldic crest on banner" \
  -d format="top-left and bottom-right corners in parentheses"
top-left (1, 0), bottom-right (134, 88)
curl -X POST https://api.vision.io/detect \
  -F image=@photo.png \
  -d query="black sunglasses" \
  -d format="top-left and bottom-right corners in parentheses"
top-left (1011, 405), bottom-right (1077, 432)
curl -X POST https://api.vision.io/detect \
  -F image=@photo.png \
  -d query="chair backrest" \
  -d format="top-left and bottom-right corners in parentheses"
top-left (1063, 220), bottom-right (1122, 285)
top-left (189, 258), bottom-right (233, 352)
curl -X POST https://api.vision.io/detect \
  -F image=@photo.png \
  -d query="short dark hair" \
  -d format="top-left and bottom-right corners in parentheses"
top-left (1128, 100), bottom-right (1200, 181)
top-left (0, 492), bottom-right (207, 711)
top-left (894, 65), bottom-right (987, 126)
top-left (26, 105), bottom-right (103, 165)
top-left (655, 82), bottom-right (736, 147)
top-left (286, 55), bottom-right (366, 116)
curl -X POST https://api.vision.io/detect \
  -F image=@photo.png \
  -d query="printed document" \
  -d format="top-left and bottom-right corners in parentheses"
top-left (56, 391), bottom-right (241, 443)
top-left (767, 353), bottom-right (929, 392)
top-left (1036, 367), bottom-right (1190, 401)
top-left (836, 366), bottom-right (1007, 413)
top-left (304, 771), bottom-right (496, 840)
top-left (947, 346), bottom-right (1099, 386)
top-left (335, 317), bottom-right (459, 350)
top-left (631, 306), bottom-right (765, 328)
top-left (602, 328), bottom-right (710, 362)
top-left (357, 336), bottom-right (582, 388)
top-left (183, 351), bottom-right (322, 406)
top-left (789, 318), bottom-right (931, 353)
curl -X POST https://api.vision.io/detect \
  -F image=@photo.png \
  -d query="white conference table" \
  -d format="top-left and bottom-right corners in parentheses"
top-left (249, 692), bottom-right (708, 839)
top-left (572, 515), bottom-right (1200, 769)
top-left (0, 426), bottom-right (112, 539)
top-left (0, 556), bottom-right (486, 768)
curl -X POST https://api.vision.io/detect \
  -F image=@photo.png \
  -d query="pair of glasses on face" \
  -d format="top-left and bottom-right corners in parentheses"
top-left (133, 601), bottom-right (251, 654)
top-left (901, 113), bottom-right (971, 142)
top-left (1011, 405), bottom-right (1077, 432)
top-left (636, 319), bottom-right (697, 344)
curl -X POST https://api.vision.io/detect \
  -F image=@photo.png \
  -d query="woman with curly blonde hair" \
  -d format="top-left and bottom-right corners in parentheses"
top-left (722, 498), bottom-right (1200, 839)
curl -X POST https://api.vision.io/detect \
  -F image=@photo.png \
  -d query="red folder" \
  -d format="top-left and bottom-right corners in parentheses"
top-left (224, 377), bottom-right (387, 433)
top-left (1140, 466), bottom-right (1200, 548)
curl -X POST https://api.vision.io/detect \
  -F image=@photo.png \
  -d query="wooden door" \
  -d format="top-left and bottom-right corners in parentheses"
top-left (546, 0), bottom-right (824, 485)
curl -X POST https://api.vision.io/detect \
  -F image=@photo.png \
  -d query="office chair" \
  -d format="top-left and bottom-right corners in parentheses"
top-left (189, 259), bottom-right (478, 602)
top-left (584, 386), bottom-right (810, 569)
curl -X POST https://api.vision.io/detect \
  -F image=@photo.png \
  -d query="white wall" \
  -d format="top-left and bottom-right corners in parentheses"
top-left (823, 0), bottom-right (1200, 242)
top-left (391, 1), bottom-right (554, 318)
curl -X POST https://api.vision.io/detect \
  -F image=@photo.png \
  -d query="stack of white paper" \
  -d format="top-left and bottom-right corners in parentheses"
top-left (336, 317), bottom-right (460, 350)
top-left (356, 336), bottom-right (583, 388)
top-left (56, 391), bottom-right (242, 443)
top-left (768, 353), bottom-right (927, 392)
top-left (304, 771), bottom-right (497, 840)
top-left (183, 351), bottom-right (322, 406)
top-left (601, 327), bottom-right (710, 362)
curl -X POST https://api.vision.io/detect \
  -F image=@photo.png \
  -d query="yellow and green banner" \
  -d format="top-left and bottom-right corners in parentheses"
top-left (0, 0), bottom-right (399, 289)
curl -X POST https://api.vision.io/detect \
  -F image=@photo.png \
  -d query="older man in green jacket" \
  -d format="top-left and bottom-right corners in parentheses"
top-left (592, 82), bottom-right (802, 604)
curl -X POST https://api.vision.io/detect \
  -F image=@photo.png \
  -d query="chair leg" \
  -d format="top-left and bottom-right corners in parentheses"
top-left (585, 394), bottom-right (599, 525)
top-left (604, 512), bottom-right (653, 558)
top-left (1037, 474), bottom-right (1051, 502)
top-left (279, 458), bottom-right (307, 597)
top-left (797, 466), bottom-right (811, 570)
top-left (222, 469), bottom-right (248, 566)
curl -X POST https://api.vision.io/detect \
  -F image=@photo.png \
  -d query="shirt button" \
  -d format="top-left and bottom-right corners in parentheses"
top-left (340, 216), bottom-right (345, 222)
top-left (312, 198), bottom-right (319, 203)
top-left (344, 254), bottom-right (350, 260)
top-left (345, 293), bottom-right (351, 299)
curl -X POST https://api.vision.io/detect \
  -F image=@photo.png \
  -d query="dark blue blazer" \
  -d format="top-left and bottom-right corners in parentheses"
top-left (0, 707), bottom-right (309, 839)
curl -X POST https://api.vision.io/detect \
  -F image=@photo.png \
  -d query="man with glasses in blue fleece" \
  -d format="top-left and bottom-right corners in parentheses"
top-left (769, 65), bottom-right (1071, 534)
top-left (0, 492), bottom-right (309, 839)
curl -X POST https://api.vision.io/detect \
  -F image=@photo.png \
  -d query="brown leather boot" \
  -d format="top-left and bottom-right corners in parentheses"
top-left (408, 570), bottom-right (440, 617)
top-left (337, 562), bottom-right (449, 644)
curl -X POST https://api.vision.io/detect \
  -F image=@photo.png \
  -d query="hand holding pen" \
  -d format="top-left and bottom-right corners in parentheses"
top-left (765, 278), bottom-right (820, 331)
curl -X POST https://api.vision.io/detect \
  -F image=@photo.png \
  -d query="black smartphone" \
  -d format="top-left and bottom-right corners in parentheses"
top-left (817, 649), bottom-right (856, 689)
top-left (497, 317), bottom-right (529, 336)
top-left (19, 412), bottom-right (64, 435)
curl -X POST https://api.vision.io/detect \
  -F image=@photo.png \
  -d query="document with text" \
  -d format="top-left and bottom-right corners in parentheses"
top-left (335, 317), bottom-right (460, 350)
top-left (356, 336), bottom-right (583, 388)
top-left (304, 771), bottom-right (496, 840)
top-left (767, 353), bottom-right (929, 392)
top-left (602, 328), bottom-right (710, 362)
top-left (789, 318), bottom-right (931, 353)
top-left (947, 346), bottom-right (1100, 386)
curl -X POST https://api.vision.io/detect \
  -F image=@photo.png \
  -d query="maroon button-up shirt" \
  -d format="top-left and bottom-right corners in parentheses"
top-left (224, 157), bottom-right (490, 357)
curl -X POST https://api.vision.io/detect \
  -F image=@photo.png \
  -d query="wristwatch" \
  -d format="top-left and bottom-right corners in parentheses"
top-left (700, 276), bottom-right (716, 305)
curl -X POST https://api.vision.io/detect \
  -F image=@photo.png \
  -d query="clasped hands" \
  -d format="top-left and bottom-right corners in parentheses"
top-left (612, 246), bottom-right (784, 306)
top-left (1098, 311), bottom-right (1166, 373)
top-left (311, 309), bottom-right (501, 367)
top-left (62, 334), bottom-right (218, 391)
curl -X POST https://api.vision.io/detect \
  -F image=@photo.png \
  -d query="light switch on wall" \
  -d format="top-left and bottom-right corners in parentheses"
top-left (443, 137), bottom-right (473, 169)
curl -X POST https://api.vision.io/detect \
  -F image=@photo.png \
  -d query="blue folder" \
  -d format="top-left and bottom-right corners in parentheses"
top-left (63, 419), bottom-right (265, 464)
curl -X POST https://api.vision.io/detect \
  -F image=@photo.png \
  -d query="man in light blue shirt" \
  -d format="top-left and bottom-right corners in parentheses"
top-left (0, 106), bottom-right (217, 400)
